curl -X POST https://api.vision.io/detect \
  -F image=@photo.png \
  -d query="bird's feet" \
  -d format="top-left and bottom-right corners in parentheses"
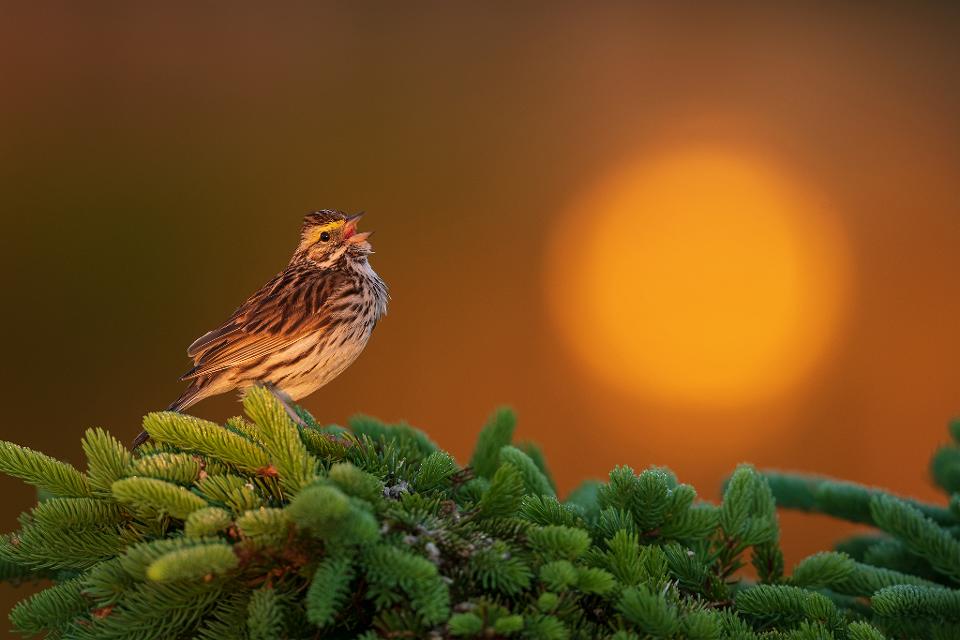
top-left (258, 383), bottom-right (307, 428)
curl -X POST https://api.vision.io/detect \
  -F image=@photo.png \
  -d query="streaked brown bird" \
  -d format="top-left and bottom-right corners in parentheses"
top-left (133, 210), bottom-right (388, 446)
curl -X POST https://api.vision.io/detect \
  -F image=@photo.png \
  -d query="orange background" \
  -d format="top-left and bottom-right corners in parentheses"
top-left (2, 2), bottom-right (959, 628)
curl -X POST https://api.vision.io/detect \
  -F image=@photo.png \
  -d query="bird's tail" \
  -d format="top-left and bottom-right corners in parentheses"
top-left (131, 381), bottom-right (208, 448)
top-left (167, 381), bottom-right (206, 413)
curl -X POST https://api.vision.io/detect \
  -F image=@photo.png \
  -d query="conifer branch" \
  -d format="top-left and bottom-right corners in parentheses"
top-left (82, 428), bottom-right (132, 496)
top-left (142, 412), bottom-right (271, 475)
top-left (242, 387), bottom-right (317, 495)
top-left (0, 441), bottom-right (91, 498)
top-left (1, 406), bottom-right (953, 638)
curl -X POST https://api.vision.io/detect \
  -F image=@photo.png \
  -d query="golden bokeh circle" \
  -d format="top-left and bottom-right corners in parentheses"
top-left (545, 147), bottom-right (851, 407)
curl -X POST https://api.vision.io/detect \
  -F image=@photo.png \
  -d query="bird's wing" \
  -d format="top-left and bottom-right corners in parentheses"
top-left (186, 326), bottom-right (236, 359)
top-left (181, 267), bottom-right (349, 380)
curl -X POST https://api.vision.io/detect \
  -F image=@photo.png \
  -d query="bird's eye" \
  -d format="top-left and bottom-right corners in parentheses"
top-left (320, 232), bottom-right (330, 242)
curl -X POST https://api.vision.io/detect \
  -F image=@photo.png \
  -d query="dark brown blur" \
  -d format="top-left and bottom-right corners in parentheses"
top-left (2, 2), bottom-right (959, 626)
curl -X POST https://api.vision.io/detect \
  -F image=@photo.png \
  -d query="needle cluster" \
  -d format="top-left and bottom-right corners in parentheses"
top-left (1, 391), bottom-right (958, 639)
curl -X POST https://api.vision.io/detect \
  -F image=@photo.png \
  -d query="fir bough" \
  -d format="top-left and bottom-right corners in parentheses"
top-left (1, 389), bottom-right (957, 639)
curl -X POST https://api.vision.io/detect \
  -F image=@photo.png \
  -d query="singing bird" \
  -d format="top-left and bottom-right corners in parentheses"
top-left (133, 210), bottom-right (388, 447)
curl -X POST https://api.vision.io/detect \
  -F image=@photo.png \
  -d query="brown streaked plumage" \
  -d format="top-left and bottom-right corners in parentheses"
top-left (133, 210), bottom-right (388, 447)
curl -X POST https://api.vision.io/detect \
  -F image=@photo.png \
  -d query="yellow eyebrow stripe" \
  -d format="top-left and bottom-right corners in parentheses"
top-left (307, 220), bottom-right (344, 242)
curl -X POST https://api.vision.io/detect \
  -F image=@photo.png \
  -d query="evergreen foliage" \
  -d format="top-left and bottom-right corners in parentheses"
top-left (1, 390), bottom-right (957, 638)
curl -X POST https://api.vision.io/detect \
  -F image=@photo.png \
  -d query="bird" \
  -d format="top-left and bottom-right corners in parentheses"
top-left (132, 210), bottom-right (388, 447)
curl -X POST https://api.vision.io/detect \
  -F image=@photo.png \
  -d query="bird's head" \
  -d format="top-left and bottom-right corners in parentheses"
top-left (296, 210), bottom-right (374, 268)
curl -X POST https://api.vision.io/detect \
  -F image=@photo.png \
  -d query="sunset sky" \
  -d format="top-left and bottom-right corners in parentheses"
top-left (2, 2), bottom-right (959, 627)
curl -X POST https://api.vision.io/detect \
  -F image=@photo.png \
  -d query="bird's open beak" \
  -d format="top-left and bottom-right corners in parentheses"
top-left (344, 212), bottom-right (372, 244)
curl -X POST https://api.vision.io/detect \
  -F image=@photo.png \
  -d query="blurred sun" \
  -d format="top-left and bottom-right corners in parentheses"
top-left (546, 147), bottom-right (851, 407)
